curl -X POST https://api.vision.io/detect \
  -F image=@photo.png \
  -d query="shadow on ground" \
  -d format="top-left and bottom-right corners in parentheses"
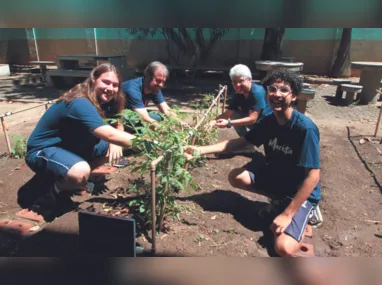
top-left (320, 94), bottom-right (358, 107)
top-left (12, 219), bottom-right (185, 257)
top-left (322, 94), bottom-right (369, 107)
top-left (17, 174), bottom-right (54, 209)
top-left (0, 70), bottom-right (233, 104)
top-left (179, 189), bottom-right (278, 256)
top-left (0, 83), bottom-right (63, 101)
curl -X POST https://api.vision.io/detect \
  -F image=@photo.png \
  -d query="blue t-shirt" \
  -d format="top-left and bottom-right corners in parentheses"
top-left (228, 82), bottom-right (272, 120)
top-left (121, 77), bottom-right (165, 110)
top-left (27, 98), bottom-right (107, 158)
top-left (244, 109), bottom-right (321, 203)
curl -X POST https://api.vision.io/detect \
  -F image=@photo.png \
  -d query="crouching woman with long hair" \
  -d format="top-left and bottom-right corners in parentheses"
top-left (25, 63), bottom-right (135, 218)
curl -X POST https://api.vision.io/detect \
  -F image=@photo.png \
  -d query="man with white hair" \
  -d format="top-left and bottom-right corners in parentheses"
top-left (215, 64), bottom-right (272, 137)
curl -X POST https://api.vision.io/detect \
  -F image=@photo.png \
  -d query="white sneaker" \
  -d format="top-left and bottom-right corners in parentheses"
top-left (309, 205), bottom-right (323, 228)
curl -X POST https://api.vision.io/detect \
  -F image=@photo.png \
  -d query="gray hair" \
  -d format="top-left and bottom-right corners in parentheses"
top-left (143, 61), bottom-right (169, 80)
top-left (229, 64), bottom-right (252, 79)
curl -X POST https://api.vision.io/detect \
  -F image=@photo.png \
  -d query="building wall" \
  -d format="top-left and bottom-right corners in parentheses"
top-left (349, 40), bottom-right (382, 77)
top-left (0, 28), bottom-right (31, 64)
top-left (1, 28), bottom-right (382, 76)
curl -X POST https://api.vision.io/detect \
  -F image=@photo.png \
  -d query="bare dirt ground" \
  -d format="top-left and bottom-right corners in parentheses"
top-left (1, 72), bottom-right (382, 257)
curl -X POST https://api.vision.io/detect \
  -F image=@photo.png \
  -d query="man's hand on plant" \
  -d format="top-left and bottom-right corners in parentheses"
top-left (215, 119), bottom-right (229, 128)
top-left (149, 121), bottom-right (160, 131)
top-left (184, 145), bottom-right (200, 161)
top-left (270, 212), bottom-right (293, 235)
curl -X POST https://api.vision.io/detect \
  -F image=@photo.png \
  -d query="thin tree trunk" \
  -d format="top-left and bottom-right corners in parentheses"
top-left (330, 28), bottom-right (352, 78)
top-left (261, 28), bottom-right (285, 60)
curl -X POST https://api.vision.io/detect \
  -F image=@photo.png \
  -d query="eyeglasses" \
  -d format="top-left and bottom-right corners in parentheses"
top-left (267, 85), bottom-right (292, 96)
top-left (231, 78), bottom-right (249, 85)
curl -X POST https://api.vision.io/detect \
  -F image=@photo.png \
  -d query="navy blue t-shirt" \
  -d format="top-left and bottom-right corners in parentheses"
top-left (27, 98), bottom-right (107, 158)
top-left (228, 82), bottom-right (272, 120)
top-left (244, 109), bottom-right (321, 203)
top-left (121, 77), bottom-right (165, 110)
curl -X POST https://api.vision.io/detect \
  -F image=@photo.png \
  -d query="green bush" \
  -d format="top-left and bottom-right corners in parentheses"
top-left (10, 134), bottom-right (27, 159)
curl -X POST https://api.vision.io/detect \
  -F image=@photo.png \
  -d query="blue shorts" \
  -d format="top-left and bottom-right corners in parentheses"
top-left (271, 198), bottom-right (315, 242)
top-left (25, 140), bottom-right (109, 181)
top-left (244, 161), bottom-right (315, 242)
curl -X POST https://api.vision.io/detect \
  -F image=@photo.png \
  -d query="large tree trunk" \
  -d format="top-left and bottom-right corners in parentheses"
top-left (261, 28), bottom-right (285, 60)
top-left (330, 28), bottom-right (352, 78)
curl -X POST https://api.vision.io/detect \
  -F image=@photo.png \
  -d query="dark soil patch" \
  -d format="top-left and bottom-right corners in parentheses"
top-left (1, 75), bottom-right (382, 256)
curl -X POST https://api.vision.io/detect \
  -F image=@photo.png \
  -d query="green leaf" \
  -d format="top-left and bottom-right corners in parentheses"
top-left (173, 134), bottom-right (181, 144)
top-left (171, 179), bottom-right (185, 190)
top-left (161, 176), bottom-right (169, 183)
top-left (183, 176), bottom-right (190, 188)
top-left (175, 167), bottom-right (183, 176)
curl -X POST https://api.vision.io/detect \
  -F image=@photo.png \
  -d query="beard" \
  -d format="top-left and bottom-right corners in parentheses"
top-left (148, 85), bottom-right (161, 94)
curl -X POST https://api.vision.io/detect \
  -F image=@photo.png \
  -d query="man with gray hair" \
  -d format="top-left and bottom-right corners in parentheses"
top-left (122, 61), bottom-right (175, 128)
top-left (215, 64), bottom-right (272, 137)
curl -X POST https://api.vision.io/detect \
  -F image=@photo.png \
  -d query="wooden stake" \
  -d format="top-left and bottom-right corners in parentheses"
top-left (1, 117), bottom-right (11, 154)
top-left (150, 155), bottom-right (164, 254)
top-left (195, 86), bottom-right (226, 130)
top-left (150, 167), bottom-right (156, 254)
top-left (184, 135), bottom-right (197, 170)
top-left (185, 85), bottom-right (226, 170)
top-left (216, 93), bottom-right (220, 116)
top-left (159, 156), bottom-right (171, 232)
top-left (222, 85), bottom-right (228, 113)
top-left (0, 100), bottom-right (55, 155)
top-left (375, 89), bottom-right (382, 137)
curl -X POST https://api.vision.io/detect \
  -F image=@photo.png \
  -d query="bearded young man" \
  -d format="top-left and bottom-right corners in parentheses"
top-left (185, 69), bottom-right (323, 257)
